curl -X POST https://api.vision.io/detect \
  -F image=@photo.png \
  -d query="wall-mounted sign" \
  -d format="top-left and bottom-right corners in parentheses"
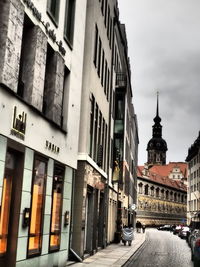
top-left (46, 140), bottom-right (60, 154)
top-left (10, 106), bottom-right (27, 140)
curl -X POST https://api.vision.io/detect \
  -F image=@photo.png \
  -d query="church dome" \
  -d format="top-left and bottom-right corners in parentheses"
top-left (147, 137), bottom-right (168, 151)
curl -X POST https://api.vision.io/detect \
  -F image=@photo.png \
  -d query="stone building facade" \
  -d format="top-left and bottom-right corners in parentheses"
top-left (137, 166), bottom-right (187, 226)
top-left (186, 131), bottom-right (200, 225)
top-left (0, 0), bottom-right (87, 266)
top-left (71, 0), bottom-right (138, 259)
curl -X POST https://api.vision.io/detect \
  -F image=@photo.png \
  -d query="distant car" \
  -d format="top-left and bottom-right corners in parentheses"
top-left (178, 226), bottom-right (190, 239)
top-left (191, 229), bottom-right (200, 266)
top-left (173, 225), bottom-right (182, 235)
top-left (157, 225), bottom-right (171, 231)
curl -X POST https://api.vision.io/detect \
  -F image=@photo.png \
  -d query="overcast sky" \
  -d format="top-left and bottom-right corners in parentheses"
top-left (118, 0), bottom-right (200, 165)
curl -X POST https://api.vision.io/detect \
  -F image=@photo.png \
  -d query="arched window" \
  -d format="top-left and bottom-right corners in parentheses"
top-left (166, 190), bottom-right (169, 200)
top-left (161, 189), bottom-right (164, 199)
top-left (150, 186), bottom-right (154, 196)
top-left (144, 184), bottom-right (149, 195)
top-left (174, 193), bottom-right (177, 202)
top-left (138, 183), bottom-right (143, 194)
top-left (170, 191), bottom-right (173, 201)
top-left (156, 187), bottom-right (160, 198)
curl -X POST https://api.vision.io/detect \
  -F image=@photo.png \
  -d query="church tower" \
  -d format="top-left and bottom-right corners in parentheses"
top-left (147, 93), bottom-right (168, 166)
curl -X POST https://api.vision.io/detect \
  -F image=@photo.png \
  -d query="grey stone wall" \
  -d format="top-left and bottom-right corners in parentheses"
top-left (22, 25), bottom-right (47, 111)
top-left (44, 50), bottom-right (65, 124)
top-left (0, 0), bottom-right (24, 92)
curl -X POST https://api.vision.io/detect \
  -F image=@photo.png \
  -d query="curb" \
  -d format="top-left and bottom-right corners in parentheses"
top-left (121, 232), bottom-right (148, 267)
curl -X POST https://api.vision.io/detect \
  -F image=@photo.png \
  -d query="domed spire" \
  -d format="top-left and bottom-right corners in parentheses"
top-left (154, 91), bottom-right (161, 124)
top-left (147, 92), bottom-right (168, 166)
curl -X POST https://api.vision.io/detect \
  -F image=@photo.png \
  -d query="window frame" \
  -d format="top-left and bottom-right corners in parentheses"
top-left (64, 0), bottom-right (76, 47)
top-left (47, 0), bottom-right (60, 27)
top-left (27, 155), bottom-right (47, 258)
top-left (49, 164), bottom-right (65, 253)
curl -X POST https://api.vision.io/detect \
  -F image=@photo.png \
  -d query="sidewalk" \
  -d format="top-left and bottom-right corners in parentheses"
top-left (67, 231), bottom-right (146, 267)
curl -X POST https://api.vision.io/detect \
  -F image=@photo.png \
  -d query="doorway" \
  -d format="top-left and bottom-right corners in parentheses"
top-left (0, 149), bottom-right (24, 267)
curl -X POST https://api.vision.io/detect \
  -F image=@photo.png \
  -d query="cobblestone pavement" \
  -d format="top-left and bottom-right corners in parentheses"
top-left (124, 228), bottom-right (193, 267)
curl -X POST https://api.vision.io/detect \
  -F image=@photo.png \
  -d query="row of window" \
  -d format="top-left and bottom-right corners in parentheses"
top-left (93, 25), bottom-right (111, 101)
top-left (189, 152), bottom-right (200, 168)
top-left (47, 0), bottom-right (75, 46)
top-left (17, 14), bottom-right (69, 127)
top-left (138, 183), bottom-right (186, 203)
top-left (190, 182), bottom-right (200, 192)
top-left (0, 153), bottom-right (66, 257)
top-left (188, 199), bottom-right (200, 212)
top-left (89, 95), bottom-right (108, 171)
top-left (28, 157), bottom-right (65, 256)
top-left (99, 0), bottom-right (113, 48)
top-left (190, 167), bottom-right (200, 179)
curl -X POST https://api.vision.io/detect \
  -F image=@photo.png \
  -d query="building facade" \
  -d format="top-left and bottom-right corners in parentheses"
top-left (137, 95), bottom-right (187, 226)
top-left (137, 165), bottom-right (187, 226)
top-left (0, 0), bottom-right (87, 266)
top-left (186, 131), bottom-right (200, 225)
top-left (71, 0), bottom-right (138, 259)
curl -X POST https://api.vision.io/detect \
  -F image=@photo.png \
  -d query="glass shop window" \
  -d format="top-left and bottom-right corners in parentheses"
top-left (49, 165), bottom-right (64, 252)
top-left (28, 157), bottom-right (47, 257)
top-left (0, 152), bottom-right (15, 256)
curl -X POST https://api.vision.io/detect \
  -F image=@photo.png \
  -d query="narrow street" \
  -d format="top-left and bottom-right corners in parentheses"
top-left (124, 228), bottom-right (193, 267)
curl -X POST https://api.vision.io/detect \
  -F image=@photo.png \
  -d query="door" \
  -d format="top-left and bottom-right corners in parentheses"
top-left (0, 149), bottom-right (24, 267)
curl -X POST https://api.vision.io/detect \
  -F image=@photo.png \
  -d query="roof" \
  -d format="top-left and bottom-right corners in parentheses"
top-left (137, 163), bottom-right (187, 192)
top-left (149, 162), bottom-right (188, 178)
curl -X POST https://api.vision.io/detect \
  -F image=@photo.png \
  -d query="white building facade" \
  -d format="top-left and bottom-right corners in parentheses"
top-left (0, 0), bottom-right (87, 266)
top-left (186, 131), bottom-right (200, 225)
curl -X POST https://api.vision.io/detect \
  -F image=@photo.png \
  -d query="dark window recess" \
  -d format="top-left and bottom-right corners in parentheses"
top-left (89, 95), bottom-right (95, 157)
top-left (61, 67), bottom-right (70, 129)
top-left (107, 7), bottom-right (110, 38)
top-left (93, 25), bottom-right (98, 67)
top-left (101, 50), bottom-right (105, 86)
top-left (47, 0), bottom-right (60, 25)
top-left (104, 61), bottom-right (107, 94)
top-left (97, 38), bottom-right (102, 77)
top-left (101, 0), bottom-right (104, 14)
top-left (49, 165), bottom-right (64, 252)
top-left (107, 68), bottom-right (110, 101)
top-left (97, 145), bottom-right (103, 167)
top-left (64, 0), bottom-right (76, 46)
top-left (104, 0), bottom-right (108, 26)
top-left (17, 15), bottom-right (34, 98)
top-left (42, 44), bottom-right (55, 118)
top-left (94, 104), bottom-right (98, 161)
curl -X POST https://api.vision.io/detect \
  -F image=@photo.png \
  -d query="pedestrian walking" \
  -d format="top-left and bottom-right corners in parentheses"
top-left (142, 223), bottom-right (145, 233)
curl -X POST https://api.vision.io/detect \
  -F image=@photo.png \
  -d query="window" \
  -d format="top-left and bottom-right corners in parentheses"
top-left (47, 0), bottom-right (60, 25)
top-left (49, 165), bottom-right (64, 252)
top-left (43, 44), bottom-right (65, 125)
top-left (89, 95), bottom-right (95, 157)
top-left (28, 157), bottom-right (47, 257)
top-left (0, 151), bottom-right (15, 256)
top-left (138, 183), bottom-right (143, 194)
top-left (17, 15), bottom-right (34, 98)
top-left (156, 188), bottom-right (160, 198)
top-left (101, 50), bottom-right (105, 86)
top-left (144, 185), bottom-right (149, 195)
top-left (93, 25), bottom-right (98, 67)
top-left (104, 60), bottom-right (107, 94)
top-left (107, 68), bottom-right (110, 100)
top-left (64, 0), bottom-right (76, 45)
top-left (97, 38), bottom-right (102, 76)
